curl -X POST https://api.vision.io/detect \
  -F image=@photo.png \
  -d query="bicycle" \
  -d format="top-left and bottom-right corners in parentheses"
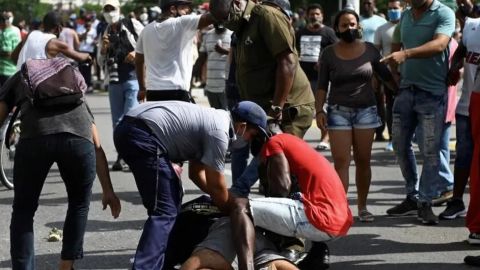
top-left (0, 113), bottom-right (21, 190)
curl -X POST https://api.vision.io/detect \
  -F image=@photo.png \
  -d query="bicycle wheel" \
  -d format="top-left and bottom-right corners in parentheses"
top-left (0, 116), bottom-right (20, 190)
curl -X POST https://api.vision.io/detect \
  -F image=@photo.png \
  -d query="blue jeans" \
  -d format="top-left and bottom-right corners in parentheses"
top-left (10, 134), bottom-right (96, 270)
top-left (392, 87), bottom-right (446, 203)
top-left (231, 144), bottom-right (250, 183)
top-left (108, 80), bottom-right (139, 128)
top-left (230, 154), bottom-right (260, 197)
top-left (437, 123), bottom-right (454, 195)
top-left (114, 117), bottom-right (182, 270)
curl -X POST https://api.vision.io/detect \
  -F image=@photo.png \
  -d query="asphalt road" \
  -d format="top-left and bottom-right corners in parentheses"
top-left (0, 90), bottom-right (478, 269)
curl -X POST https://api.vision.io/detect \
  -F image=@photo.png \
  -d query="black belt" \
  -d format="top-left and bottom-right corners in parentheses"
top-left (146, 90), bottom-right (195, 103)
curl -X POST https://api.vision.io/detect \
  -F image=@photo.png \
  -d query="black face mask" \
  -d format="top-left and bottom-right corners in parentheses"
top-left (214, 24), bottom-right (227, 34)
top-left (336, 29), bottom-right (359, 43)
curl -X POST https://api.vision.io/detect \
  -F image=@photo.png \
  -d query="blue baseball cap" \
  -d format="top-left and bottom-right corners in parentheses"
top-left (231, 101), bottom-right (268, 137)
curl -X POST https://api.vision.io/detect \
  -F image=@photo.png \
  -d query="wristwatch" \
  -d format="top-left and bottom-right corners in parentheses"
top-left (271, 105), bottom-right (282, 114)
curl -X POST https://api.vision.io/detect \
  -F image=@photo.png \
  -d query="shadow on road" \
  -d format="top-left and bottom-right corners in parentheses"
top-left (0, 250), bottom-right (134, 269)
top-left (331, 234), bottom-right (480, 256)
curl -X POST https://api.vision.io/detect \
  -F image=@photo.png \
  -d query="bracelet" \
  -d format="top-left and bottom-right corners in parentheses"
top-left (403, 50), bottom-right (409, 59)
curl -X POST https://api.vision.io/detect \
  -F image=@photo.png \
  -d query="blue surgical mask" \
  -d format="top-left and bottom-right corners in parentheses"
top-left (388, 9), bottom-right (402, 22)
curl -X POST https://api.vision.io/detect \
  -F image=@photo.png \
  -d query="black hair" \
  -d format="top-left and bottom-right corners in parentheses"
top-left (333, 9), bottom-right (360, 31)
top-left (0, 14), bottom-right (7, 24)
top-left (43, 11), bottom-right (62, 32)
top-left (307, 3), bottom-right (323, 15)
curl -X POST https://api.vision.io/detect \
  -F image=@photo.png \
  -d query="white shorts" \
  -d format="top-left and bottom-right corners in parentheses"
top-left (249, 197), bottom-right (333, 242)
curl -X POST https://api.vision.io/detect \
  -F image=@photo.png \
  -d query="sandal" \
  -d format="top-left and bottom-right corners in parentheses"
top-left (358, 209), bottom-right (375, 222)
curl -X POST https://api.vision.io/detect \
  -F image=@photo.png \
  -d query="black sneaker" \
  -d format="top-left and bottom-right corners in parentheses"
top-left (111, 158), bottom-right (128, 171)
top-left (464, 255), bottom-right (480, 266)
top-left (417, 202), bottom-right (439, 225)
top-left (468, 233), bottom-right (480, 245)
top-left (297, 242), bottom-right (329, 270)
top-left (439, 199), bottom-right (466, 220)
top-left (387, 197), bottom-right (418, 216)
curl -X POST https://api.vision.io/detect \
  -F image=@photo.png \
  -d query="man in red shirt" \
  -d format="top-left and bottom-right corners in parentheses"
top-left (230, 133), bottom-right (353, 270)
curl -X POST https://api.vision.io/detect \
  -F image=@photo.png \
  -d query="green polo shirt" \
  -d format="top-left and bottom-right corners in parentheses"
top-left (0, 27), bottom-right (20, 77)
top-left (235, 1), bottom-right (314, 110)
top-left (399, 0), bottom-right (455, 94)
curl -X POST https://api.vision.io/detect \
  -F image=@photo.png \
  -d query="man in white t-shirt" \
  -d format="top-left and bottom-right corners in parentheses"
top-left (135, 0), bottom-right (215, 102)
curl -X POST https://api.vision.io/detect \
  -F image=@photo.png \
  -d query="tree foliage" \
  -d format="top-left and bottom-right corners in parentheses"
top-left (0, 0), bottom-right (52, 24)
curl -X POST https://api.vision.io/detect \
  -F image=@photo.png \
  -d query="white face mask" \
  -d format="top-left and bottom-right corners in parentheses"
top-left (104, 10), bottom-right (120, 24)
top-left (229, 125), bottom-right (248, 150)
top-left (8, 17), bottom-right (13, 24)
top-left (139, 13), bottom-right (148, 22)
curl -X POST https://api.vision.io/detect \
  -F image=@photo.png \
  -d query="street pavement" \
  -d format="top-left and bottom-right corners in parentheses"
top-left (0, 90), bottom-right (478, 270)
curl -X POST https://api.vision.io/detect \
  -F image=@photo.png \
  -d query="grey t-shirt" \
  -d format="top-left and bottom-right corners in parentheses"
top-left (317, 42), bottom-right (388, 108)
top-left (126, 101), bottom-right (230, 172)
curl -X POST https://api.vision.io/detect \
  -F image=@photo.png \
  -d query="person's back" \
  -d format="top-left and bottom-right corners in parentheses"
top-left (126, 101), bottom-right (230, 165)
top-left (261, 133), bottom-right (353, 235)
top-left (136, 15), bottom-right (200, 91)
top-left (16, 30), bottom-right (56, 70)
top-left (59, 27), bottom-right (77, 51)
top-left (0, 58), bottom-right (120, 270)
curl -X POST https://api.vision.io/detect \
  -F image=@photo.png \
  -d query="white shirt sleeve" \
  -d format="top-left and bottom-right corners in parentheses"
top-left (179, 14), bottom-right (201, 35)
top-left (135, 26), bottom-right (145, 54)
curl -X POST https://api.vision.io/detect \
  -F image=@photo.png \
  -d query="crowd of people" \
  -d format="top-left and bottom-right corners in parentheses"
top-left (0, 0), bottom-right (480, 269)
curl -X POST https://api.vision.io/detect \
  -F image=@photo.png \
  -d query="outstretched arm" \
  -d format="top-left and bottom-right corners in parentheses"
top-left (46, 39), bottom-right (91, 62)
top-left (230, 195), bottom-right (256, 270)
top-left (92, 123), bottom-right (121, 218)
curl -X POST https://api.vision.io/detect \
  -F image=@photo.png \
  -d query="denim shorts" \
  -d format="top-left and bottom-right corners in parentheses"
top-left (455, 114), bottom-right (473, 169)
top-left (327, 104), bottom-right (382, 130)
